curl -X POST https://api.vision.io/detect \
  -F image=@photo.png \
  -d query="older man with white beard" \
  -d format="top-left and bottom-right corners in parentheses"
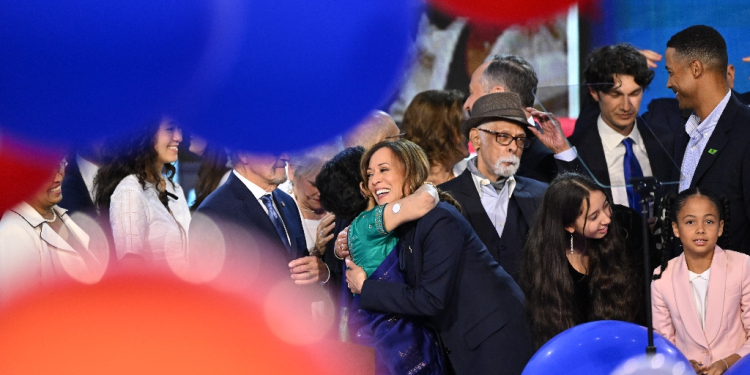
top-left (439, 93), bottom-right (547, 282)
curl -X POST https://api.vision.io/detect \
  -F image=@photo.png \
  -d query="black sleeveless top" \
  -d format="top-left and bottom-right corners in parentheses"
top-left (568, 261), bottom-right (591, 324)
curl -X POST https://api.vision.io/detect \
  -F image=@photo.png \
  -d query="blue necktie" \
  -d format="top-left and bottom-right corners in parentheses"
top-left (260, 194), bottom-right (292, 253)
top-left (622, 138), bottom-right (644, 209)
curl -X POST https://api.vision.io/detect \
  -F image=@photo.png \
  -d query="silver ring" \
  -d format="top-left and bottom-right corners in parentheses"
top-left (307, 271), bottom-right (312, 278)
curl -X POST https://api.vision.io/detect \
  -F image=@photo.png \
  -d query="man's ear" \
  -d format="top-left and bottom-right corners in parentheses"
top-left (469, 128), bottom-right (482, 151)
top-left (589, 86), bottom-right (600, 102)
top-left (490, 85), bottom-right (506, 93)
top-left (690, 59), bottom-right (704, 78)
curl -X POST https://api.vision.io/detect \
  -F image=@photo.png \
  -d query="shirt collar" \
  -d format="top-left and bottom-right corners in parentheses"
top-left (233, 170), bottom-right (273, 200)
top-left (76, 153), bottom-right (100, 198)
top-left (688, 268), bottom-right (711, 281)
top-left (10, 202), bottom-right (68, 228)
top-left (467, 157), bottom-right (517, 196)
top-left (597, 115), bottom-right (643, 152)
top-left (686, 90), bottom-right (732, 136)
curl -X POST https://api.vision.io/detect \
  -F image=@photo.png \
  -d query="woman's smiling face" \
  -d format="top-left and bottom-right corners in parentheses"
top-left (366, 147), bottom-right (407, 206)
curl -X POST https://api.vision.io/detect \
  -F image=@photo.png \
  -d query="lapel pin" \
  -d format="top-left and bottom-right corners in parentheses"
top-left (708, 148), bottom-right (718, 155)
top-left (409, 246), bottom-right (412, 253)
top-left (281, 201), bottom-right (285, 207)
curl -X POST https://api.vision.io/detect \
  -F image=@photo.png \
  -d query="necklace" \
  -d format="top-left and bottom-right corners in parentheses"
top-left (42, 209), bottom-right (57, 223)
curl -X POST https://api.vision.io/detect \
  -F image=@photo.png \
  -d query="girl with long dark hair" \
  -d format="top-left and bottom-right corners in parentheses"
top-left (520, 173), bottom-right (640, 349)
top-left (94, 118), bottom-right (190, 271)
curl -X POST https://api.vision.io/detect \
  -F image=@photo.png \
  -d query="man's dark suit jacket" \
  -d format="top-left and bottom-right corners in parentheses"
top-left (568, 116), bottom-right (679, 200)
top-left (674, 94), bottom-right (750, 254)
top-left (360, 202), bottom-right (533, 375)
top-left (192, 172), bottom-right (307, 263)
top-left (439, 169), bottom-right (546, 281)
top-left (59, 156), bottom-right (96, 214)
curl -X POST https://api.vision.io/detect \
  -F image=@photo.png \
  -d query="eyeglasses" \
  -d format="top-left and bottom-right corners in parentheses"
top-left (477, 128), bottom-right (531, 149)
top-left (384, 132), bottom-right (406, 141)
top-left (56, 158), bottom-right (68, 174)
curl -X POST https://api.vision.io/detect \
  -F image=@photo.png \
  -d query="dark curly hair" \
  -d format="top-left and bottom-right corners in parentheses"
top-left (653, 187), bottom-right (730, 280)
top-left (94, 118), bottom-right (177, 211)
top-left (316, 147), bottom-right (368, 222)
top-left (667, 25), bottom-right (727, 74)
top-left (520, 172), bottom-right (639, 349)
top-left (584, 43), bottom-right (654, 93)
top-left (402, 90), bottom-right (467, 171)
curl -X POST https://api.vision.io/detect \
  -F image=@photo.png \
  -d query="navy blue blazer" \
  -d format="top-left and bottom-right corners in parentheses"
top-left (568, 115), bottom-right (679, 200)
top-left (58, 156), bottom-right (96, 215)
top-left (674, 94), bottom-right (750, 254)
top-left (192, 172), bottom-right (307, 261)
top-left (360, 202), bottom-right (533, 375)
top-left (439, 169), bottom-right (546, 281)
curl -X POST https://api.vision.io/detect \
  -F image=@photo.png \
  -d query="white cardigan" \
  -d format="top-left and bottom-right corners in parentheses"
top-left (0, 202), bottom-right (105, 304)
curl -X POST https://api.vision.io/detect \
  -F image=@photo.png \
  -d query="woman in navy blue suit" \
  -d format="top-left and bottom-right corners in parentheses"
top-left (345, 140), bottom-right (533, 375)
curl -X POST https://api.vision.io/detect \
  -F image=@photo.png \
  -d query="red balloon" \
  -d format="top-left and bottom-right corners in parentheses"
top-left (428, 0), bottom-right (588, 25)
top-left (0, 274), bottom-right (373, 374)
top-left (0, 134), bottom-right (61, 212)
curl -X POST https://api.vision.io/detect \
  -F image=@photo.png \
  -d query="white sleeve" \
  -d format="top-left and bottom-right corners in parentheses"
top-left (109, 185), bottom-right (150, 260)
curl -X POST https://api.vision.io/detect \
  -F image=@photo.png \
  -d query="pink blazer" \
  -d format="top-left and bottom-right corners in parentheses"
top-left (651, 246), bottom-right (750, 365)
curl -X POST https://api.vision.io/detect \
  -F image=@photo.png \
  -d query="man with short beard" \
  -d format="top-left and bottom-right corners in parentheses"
top-left (440, 93), bottom-right (547, 282)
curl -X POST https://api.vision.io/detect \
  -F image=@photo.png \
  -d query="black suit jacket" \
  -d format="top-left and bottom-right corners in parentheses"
top-left (192, 172), bottom-right (307, 262)
top-left (58, 156), bottom-right (96, 214)
top-left (568, 115), bottom-right (678, 200)
top-left (360, 202), bottom-right (533, 375)
top-left (439, 169), bottom-right (546, 281)
top-left (674, 94), bottom-right (750, 254)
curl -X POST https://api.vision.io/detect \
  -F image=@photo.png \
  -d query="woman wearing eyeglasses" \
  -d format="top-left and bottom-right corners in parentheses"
top-left (94, 118), bottom-right (190, 274)
top-left (0, 159), bottom-right (106, 304)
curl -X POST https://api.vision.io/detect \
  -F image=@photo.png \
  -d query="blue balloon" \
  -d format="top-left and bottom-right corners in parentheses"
top-left (725, 354), bottom-right (750, 375)
top-left (0, 0), bottom-right (213, 146)
top-left (522, 321), bottom-right (691, 375)
top-left (175, 0), bottom-right (421, 153)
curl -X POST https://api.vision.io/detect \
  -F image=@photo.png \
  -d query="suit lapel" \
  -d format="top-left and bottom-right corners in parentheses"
top-left (511, 179), bottom-right (535, 227)
top-left (671, 253), bottom-right (709, 348)
top-left (574, 128), bottom-right (611, 188)
top-left (637, 117), bottom-right (676, 183)
top-left (227, 174), bottom-right (284, 247)
top-left (690, 99), bottom-right (737, 188)
top-left (273, 190), bottom-right (305, 258)
top-left (705, 246), bottom-right (727, 346)
top-left (455, 170), bottom-right (501, 259)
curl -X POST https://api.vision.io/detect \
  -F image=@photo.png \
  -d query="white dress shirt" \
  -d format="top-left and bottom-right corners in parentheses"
top-left (109, 175), bottom-right (190, 271)
top-left (0, 203), bottom-right (106, 304)
top-left (688, 268), bottom-right (711, 330)
top-left (470, 172), bottom-right (517, 237)
top-left (597, 116), bottom-right (654, 207)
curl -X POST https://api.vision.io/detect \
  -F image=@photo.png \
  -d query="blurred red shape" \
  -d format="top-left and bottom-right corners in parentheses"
top-left (0, 273), bottom-right (373, 374)
top-left (428, 0), bottom-right (592, 25)
top-left (0, 134), bottom-right (61, 212)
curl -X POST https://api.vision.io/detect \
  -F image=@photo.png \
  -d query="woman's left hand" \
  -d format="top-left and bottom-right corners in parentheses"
top-left (312, 213), bottom-right (336, 256)
top-left (345, 258), bottom-right (366, 294)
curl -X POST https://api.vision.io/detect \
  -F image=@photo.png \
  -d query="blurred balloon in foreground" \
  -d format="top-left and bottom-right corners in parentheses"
top-left (179, 0), bottom-right (422, 152)
top-left (0, 0), bottom-right (212, 146)
top-left (0, 274), bottom-right (371, 374)
top-left (0, 134), bottom-right (62, 212)
top-left (611, 353), bottom-right (690, 375)
top-left (428, 0), bottom-right (588, 25)
top-left (522, 321), bottom-right (691, 375)
top-left (726, 354), bottom-right (750, 375)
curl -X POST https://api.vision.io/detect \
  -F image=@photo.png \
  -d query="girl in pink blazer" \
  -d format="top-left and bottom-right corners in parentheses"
top-left (652, 187), bottom-right (750, 375)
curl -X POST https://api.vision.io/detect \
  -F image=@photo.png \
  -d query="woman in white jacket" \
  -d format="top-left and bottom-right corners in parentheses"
top-left (0, 159), bottom-right (106, 304)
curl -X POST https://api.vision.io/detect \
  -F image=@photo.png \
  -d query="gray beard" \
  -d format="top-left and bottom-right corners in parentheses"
top-left (491, 155), bottom-right (520, 177)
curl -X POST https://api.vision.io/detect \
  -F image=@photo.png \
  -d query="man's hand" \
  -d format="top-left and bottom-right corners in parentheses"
top-left (289, 256), bottom-right (329, 285)
top-left (526, 107), bottom-right (571, 154)
top-left (638, 49), bottom-right (663, 69)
